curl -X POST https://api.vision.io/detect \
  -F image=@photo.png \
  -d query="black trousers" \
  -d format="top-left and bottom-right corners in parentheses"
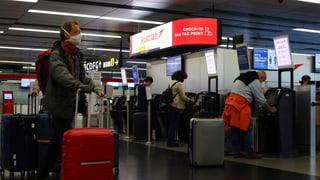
top-left (37, 116), bottom-right (72, 179)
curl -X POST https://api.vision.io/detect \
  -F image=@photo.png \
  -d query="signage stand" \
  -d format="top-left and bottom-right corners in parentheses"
top-left (278, 68), bottom-right (293, 90)
top-left (208, 76), bottom-right (218, 92)
top-left (2, 91), bottom-right (14, 114)
top-left (145, 86), bottom-right (153, 145)
top-left (124, 89), bottom-right (131, 139)
top-left (106, 98), bottom-right (111, 129)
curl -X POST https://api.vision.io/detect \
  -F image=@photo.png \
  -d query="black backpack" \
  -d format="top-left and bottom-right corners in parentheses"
top-left (160, 81), bottom-right (179, 104)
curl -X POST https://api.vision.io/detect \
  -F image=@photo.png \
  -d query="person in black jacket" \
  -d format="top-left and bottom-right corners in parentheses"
top-left (37, 20), bottom-right (104, 180)
top-left (137, 76), bottom-right (153, 112)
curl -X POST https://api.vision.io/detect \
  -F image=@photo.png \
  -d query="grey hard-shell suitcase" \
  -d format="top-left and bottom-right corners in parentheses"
top-left (189, 118), bottom-right (224, 166)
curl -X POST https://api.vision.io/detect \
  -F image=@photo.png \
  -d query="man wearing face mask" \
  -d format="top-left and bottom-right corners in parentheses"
top-left (37, 20), bottom-right (104, 180)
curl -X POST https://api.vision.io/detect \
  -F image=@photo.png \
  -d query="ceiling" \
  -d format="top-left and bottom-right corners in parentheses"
top-left (1, 0), bottom-right (320, 73)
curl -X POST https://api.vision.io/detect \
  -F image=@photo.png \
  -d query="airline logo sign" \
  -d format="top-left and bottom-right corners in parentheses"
top-left (130, 22), bottom-right (172, 56)
top-left (130, 18), bottom-right (220, 57)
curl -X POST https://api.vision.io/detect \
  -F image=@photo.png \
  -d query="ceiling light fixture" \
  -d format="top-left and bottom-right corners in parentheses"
top-left (87, 48), bottom-right (130, 53)
top-left (28, 9), bottom-right (99, 18)
top-left (0, 31), bottom-right (4, 33)
top-left (125, 61), bottom-right (148, 64)
top-left (11, 0), bottom-right (38, 2)
top-left (28, 9), bottom-right (164, 25)
top-left (293, 28), bottom-right (320, 34)
top-left (296, 0), bottom-right (320, 4)
top-left (9, 27), bottom-right (58, 34)
top-left (0, 60), bottom-right (34, 65)
top-left (99, 17), bottom-right (163, 25)
top-left (0, 45), bottom-right (46, 51)
top-left (23, 66), bottom-right (36, 70)
top-left (9, 27), bottom-right (120, 38)
top-left (82, 33), bottom-right (121, 38)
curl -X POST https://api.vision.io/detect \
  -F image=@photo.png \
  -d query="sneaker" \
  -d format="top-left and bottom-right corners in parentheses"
top-left (245, 152), bottom-right (262, 159)
top-left (233, 152), bottom-right (245, 158)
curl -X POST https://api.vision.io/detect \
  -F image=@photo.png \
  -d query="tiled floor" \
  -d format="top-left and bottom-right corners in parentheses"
top-left (1, 139), bottom-right (318, 180)
top-left (115, 139), bottom-right (320, 180)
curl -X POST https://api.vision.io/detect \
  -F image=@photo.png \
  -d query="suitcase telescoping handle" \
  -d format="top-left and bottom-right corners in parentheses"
top-left (74, 88), bottom-right (107, 128)
top-left (27, 94), bottom-right (37, 115)
top-left (87, 92), bottom-right (108, 128)
top-left (74, 88), bottom-right (83, 128)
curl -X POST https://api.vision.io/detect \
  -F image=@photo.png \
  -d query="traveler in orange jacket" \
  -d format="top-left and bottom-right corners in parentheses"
top-left (222, 71), bottom-right (276, 159)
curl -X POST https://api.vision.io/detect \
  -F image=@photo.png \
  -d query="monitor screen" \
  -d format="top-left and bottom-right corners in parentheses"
top-left (205, 51), bottom-right (217, 76)
top-left (4, 93), bottom-right (13, 100)
top-left (253, 48), bottom-right (278, 70)
top-left (273, 35), bottom-right (293, 69)
top-left (132, 65), bottom-right (139, 83)
top-left (166, 55), bottom-right (183, 76)
top-left (314, 54), bottom-right (320, 73)
top-left (236, 43), bottom-right (250, 71)
top-left (21, 78), bottom-right (36, 88)
top-left (120, 68), bottom-right (127, 85)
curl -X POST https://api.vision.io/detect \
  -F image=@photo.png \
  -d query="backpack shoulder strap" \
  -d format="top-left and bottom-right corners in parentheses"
top-left (170, 81), bottom-right (179, 88)
top-left (170, 81), bottom-right (180, 98)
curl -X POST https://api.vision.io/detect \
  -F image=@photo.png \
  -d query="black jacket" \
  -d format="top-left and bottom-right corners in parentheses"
top-left (44, 41), bottom-right (99, 120)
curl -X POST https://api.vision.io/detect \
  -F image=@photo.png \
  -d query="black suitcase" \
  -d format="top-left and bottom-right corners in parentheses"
top-left (37, 113), bottom-right (60, 172)
top-left (1, 114), bottom-right (37, 178)
top-left (111, 130), bottom-right (120, 174)
top-left (199, 92), bottom-right (220, 118)
top-left (132, 112), bottom-right (148, 141)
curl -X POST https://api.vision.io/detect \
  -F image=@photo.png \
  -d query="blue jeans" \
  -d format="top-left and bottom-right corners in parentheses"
top-left (167, 105), bottom-right (182, 145)
top-left (230, 122), bottom-right (253, 154)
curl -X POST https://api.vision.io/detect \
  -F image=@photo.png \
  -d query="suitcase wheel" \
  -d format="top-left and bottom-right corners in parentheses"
top-left (114, 167), bottom-right (119, 175)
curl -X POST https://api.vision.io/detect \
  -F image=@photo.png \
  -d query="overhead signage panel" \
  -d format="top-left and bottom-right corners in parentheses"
top-left (130, 18), bottom-right (220, 57)
top-left (273, 34), bottom-right (293, 69)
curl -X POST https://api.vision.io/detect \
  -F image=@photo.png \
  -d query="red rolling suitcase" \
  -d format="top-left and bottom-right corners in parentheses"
top-left (61, 128), bottom-right (114, 180)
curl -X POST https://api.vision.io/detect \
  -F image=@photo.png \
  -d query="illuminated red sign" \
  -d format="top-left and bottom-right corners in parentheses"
top-left (130, 18), bottom-right (220, 57)
top-left (172, 18), bottom-right (219, 46)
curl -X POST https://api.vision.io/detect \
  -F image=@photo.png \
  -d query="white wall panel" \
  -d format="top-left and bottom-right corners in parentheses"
top-left (148, 48), bottom-right (315, 94)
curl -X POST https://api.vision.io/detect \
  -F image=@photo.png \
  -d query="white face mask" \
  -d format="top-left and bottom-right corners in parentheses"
top-left (62, 27), bottom-right (82, 46)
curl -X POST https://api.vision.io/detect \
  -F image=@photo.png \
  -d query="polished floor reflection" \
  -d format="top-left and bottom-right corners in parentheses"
top-left (0, 140), bottom-right (318, 180)
top-left (114, 140), bottom-right (320, 180)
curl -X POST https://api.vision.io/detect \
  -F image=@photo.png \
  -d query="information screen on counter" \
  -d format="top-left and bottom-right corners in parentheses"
top-left (132, 65), bottom-right (139, 83)
top-left (273, 35), bottom-right (292, 69)
top-left (205, 50), bottom-right (217, 76)
top-left (121, 68), bottom-right (127, 86)
top-left (166, 55), bottom-right (183, 76)
top-left (253, 48), bottom-right (278, 70)
top-left (236, 43), bottom-right (250, 71)
top-left (314, 54), bottom-right (320, 73)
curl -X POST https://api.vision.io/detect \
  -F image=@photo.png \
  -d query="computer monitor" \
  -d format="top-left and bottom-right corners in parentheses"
top-left (21, 78), bottom-right (36, 88)
top-left (314, 54), bottom-right (320, 73)
top-left (252, 48), bottom-right (278, 70)
top-left (132, 65), bottom-right (139, 83)
top-left (166, 55), bottom-right (183, 76)
top-left (236, 43), bottom-right (250, 71)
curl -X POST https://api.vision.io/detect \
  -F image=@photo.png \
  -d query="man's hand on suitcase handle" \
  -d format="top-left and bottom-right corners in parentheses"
top-left (96, 90), bottom-right (104, 97)
top-left (79, 86), bottom-right (104, 97)
top-left (80, 85), bottom-right (92, 93)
